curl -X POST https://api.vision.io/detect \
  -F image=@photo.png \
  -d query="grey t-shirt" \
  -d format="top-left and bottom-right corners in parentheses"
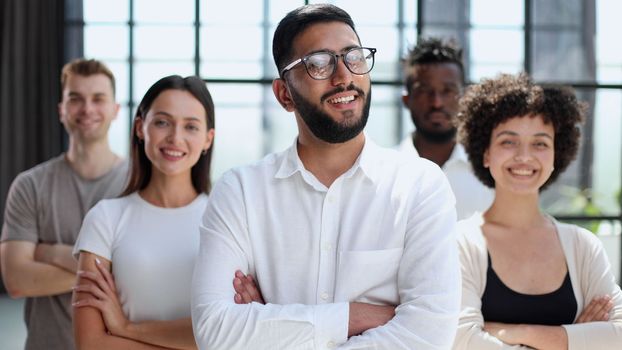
top-left (1, 154), bottom-right (127, 350)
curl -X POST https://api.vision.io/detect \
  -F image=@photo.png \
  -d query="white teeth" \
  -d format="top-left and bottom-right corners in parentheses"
top-left (328, 95), bottom-right (355, 104)
top-left (510, 168), bottom-right (534, 176)
top-left (163, 149), bottom-right (184, 157)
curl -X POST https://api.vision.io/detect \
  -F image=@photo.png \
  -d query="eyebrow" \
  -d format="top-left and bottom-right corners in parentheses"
top-left (494, 130), bottom-right (553, 139)
top-left (67, 91), bottom-right (108, 98)
top-left (153, 111), bottom-right (202, 121)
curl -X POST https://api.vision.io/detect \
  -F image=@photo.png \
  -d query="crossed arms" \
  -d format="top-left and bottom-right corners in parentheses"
top-left (191, 171), bottom-right (461, 350)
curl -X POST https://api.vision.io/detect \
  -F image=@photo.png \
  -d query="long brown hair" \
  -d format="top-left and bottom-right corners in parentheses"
top-left (121, 75), bottom-right (215, 196)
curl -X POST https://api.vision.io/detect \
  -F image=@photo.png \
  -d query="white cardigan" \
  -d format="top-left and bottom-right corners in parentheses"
top-left (453, 214), bottom-right (622, 350)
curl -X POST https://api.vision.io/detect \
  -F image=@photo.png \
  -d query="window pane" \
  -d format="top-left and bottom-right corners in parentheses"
top-left (208, 83), bottom-right (264, 179)
top-left (532, 30), bottom-right (594, 82)
top-left (470, 29), bottom-right (523, 81)
top-left (357, 27), bottom-right (400, 81)
top-left (366, 85), bottom-right (402, 147)
top-left (314, 0), bottom-right (398, 25)
top-left (423, 0), bottom-right (468, 26)
top-left (133, 61), bottom-right (195, 100)
top-left (84, 0), bottom-right (128, 23)
top-left (542, 88), bottom-right (621, 217)
top-left (200, 25), bottom-right (264, 79)
top-left (403, 0), bottom-right (418, 25)
top-left (471, 0), bottom-right (523, 26)
top-left (104, 61), bottom-right (129, 105)
top-left (533, 0), bottom-right (581, 26)
top-left (531, 0), bottom-right (595, 82)
top-left (84, 25), bottom-right (129, 60)
top-left (109, 104), bottom-right (130, 158)
top-left (201, 0), bottom-right (263, 24)
top-left (592, 89), bottom-right (622, 215)
top-left (134, 0), bottom-right (195, 23)
top-left (597, 0), bottom-right (622, 84)
top-left (134, 25), bottom-right (195, 60)
top-left (270, 0), bottom-right (302, 23)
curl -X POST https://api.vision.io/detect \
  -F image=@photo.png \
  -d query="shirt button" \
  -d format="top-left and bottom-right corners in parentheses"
top-left (321, 292), bottom-right (329, 300)
top-left (327, 196), bottom-right (334, 203)
top-left (327, 341), bottom-right (335, 348)
top-left (323, 242), bottom-right (332, 251)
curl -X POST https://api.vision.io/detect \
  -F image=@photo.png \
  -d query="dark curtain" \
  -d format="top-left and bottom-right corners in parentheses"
top-left (0, 0), bottom-right (83, 293)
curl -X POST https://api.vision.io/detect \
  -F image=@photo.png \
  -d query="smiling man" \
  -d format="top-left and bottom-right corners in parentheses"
top-left (0, 59), bottom-right (127, 350)
top-left (191, 4), bottom-right (460, 349)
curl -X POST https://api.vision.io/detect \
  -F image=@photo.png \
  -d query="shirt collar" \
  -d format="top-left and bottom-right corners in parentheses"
top-left (445, 143), bottom-right (469, 167)
top-left (274, 135), bottom-right (379, 184)
top-left (274, 138), bottom-right (304, 179)
top-left (400, 133), bottom-right (470, 169)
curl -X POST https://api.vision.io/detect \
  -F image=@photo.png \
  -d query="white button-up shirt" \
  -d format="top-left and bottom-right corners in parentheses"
top-left (192, 137), bottom-right (461, 350)
top-left (398, 136), bottom-right (495, 220)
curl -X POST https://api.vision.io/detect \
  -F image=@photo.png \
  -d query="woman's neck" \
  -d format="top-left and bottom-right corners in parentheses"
top-left (139, 173), bottom-right (198, 208)
top-left (484, 189), bottom-right (548, 230)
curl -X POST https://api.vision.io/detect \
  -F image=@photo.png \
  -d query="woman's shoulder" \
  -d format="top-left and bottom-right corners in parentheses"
top-left (87, 192), bottom-right (139, 218)
top-left (457, 213), bottom-right (488, 261)
top-left (457, 213), bottom-right (486, 242)
top-left (554, 219), bottom-right (602, 250)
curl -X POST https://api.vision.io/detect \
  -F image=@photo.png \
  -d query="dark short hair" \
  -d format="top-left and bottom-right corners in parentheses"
top-left (61, 58), bottom-right (116, 96)
top-left (403, 37), bottom-right (465, 91)
top-left (122, 75), bottom-right (216, 196)
top-left (272, 3), bottom-right (359, 78)
top-left (457, 73), bottom-right (585, 190)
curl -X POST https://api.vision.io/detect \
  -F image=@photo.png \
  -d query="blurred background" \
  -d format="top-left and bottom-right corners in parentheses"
top-left (1, 0), bottom-right (621, 348)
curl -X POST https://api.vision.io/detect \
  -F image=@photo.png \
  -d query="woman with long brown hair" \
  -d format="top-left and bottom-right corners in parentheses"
top-left (72, 75), bottom-right (215, 349)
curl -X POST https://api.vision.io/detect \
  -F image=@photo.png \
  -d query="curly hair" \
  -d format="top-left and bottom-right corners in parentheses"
top-left (456, 73), bottom-right (585, 190)
top-left (402, 37), bottom-right (465, 91)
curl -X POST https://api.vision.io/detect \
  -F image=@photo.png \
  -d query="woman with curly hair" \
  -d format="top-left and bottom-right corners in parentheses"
top-left (453, 73), bottom-right (622, 349)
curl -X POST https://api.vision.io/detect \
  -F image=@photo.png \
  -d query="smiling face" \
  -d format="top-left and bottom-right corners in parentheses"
top-left (484, 115), bottom-right (555, 194)
top-left (274, 21), bottom-right (371, 144)
top-left (58, 73), bottom-right (120, 144)
top-left (135, 89), bottom-right (214, 181)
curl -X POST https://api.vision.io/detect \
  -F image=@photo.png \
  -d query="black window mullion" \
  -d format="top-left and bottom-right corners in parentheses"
top-left (194, 0), bottom-right (200, 76)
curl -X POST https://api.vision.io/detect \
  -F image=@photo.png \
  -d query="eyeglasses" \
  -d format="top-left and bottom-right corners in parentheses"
top-left (281, 47), bottom-right (377, 80)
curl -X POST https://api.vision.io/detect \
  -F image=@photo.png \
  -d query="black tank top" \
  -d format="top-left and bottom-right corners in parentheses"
top-left (481, 253), bottom-right (577, 325)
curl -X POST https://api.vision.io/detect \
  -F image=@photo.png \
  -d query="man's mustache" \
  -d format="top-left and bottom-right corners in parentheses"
top-left (320, 83), bottom-right (366, 103)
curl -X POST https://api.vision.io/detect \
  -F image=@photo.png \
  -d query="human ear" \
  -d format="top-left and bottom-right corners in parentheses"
top-left (135, 117), bottom-right (145, 141)
top-left (483, 149), bottom-right (490, 168)
top-left (272, 79), bottom-right (295, 112)
top-left (204, 128), bottom-right (215, 151)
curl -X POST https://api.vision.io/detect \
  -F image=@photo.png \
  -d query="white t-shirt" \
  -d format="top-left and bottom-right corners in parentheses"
top-left (74, 192), bottom-right (208, 322)
top-left (398, 136), bottom-right (494, 220)
top-left (192, 137), bottom-right (461, 349)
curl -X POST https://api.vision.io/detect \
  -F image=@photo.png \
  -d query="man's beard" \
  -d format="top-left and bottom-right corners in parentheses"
top-left (412, 110), bottom-right (457, 144)
top-left (288, 82), bottom-right (371, 144)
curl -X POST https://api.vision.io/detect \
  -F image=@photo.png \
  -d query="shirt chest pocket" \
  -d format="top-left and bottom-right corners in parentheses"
top-left (335, 248), bottom-right (403, 305)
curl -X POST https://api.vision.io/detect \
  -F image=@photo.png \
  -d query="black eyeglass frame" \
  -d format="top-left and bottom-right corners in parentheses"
top-left (280, 47), bottom-right (377, 80)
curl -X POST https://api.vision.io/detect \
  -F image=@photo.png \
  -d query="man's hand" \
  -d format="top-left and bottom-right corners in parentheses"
top-left (348, 302), bottom-right (396, 337)
top-left (232, 270), bottom-right (265, 304)
top-left (576, 295), bottom-right (613, 323)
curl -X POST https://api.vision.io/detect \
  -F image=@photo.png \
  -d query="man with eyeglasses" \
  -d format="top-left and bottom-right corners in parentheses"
top-left (400, 37), bottom-right (493, 219)
top-left (192, 4), bottom-right (460, 349)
